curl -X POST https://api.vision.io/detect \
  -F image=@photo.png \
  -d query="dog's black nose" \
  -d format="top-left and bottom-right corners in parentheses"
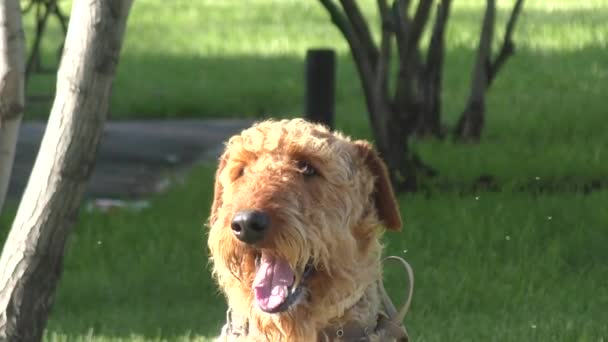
top-left (231, 210), bottom-right (270, 244)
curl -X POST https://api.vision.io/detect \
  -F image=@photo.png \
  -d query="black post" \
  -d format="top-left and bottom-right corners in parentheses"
top-left (304, 49), bottom-right (336, 130)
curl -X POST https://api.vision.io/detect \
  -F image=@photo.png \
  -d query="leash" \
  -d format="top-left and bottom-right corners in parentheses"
top-left (375, 255), bottom-right (415, 341)
top-left (318, 255), bottom-right (414, 341)
top-left (380, 256), bottom-right (415, 322)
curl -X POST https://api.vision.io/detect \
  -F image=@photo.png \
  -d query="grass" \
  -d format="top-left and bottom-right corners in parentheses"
top-left (0, 0), bottom-right (605, 340)
top-left (3, 168), bottom-right (605, 341)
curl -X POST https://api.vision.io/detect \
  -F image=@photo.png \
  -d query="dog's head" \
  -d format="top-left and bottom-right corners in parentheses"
top-left (207, 119), bottom-right (401, 332)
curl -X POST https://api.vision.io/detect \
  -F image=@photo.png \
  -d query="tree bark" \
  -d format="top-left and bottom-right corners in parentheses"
top-left (319, 0), bottom-right (525, 186)
top-left (0, 0), bottom-right (26, 215)
top-left (0, 0), bottom-right (133, 340)
top-left (454, 0), bottom-right (524, 141)
top-left (25, 1), bottom-right (53, 77)
top-left (454, 0), bottom-right (495, 141)
top-left (416, 0), bottom-right (451, 138)
top-left (318, 0), bottom-right (383, 140)
top-left (320, 0), bottom-right (437, 191)
top-left (487, 0), bottom-right (524, 87)
top-left (23, 0), bottom-right (69, 78)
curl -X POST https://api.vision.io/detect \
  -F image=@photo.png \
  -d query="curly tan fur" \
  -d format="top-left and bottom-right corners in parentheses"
top-left (208, 119), bottom-right (403, 341)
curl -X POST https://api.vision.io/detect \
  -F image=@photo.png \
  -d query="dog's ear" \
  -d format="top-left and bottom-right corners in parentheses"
top-left (354, 140), bottom-right (402, 231)
top-left (209, 150), bottom-right (228, 227)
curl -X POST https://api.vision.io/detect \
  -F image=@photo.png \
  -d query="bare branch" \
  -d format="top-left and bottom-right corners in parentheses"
top-left (318, 0), bottom-right (378, 130)
top-left (375, 0), bottom-right (392, 102)
top-left (393, 0), bottom-right (431, 109)
top-left (503, 0), bottom-right (525, 44)
top-left (407, 0), bottom-right (434, 52)
top-left (487, 0), bottom-right (524, 86)
top-left (21, 0), bottom-right (35, 14)
top-left (53, 2), bottom-right (70, 35)
top-left (426, 0), bottom-right (451, 71)
top-left (471, 0), bottom-right (494, 100)
top-left (418, 0), bottom-right (451, 137)
top-left (454, 0), bottom-right (495, 140)
top-left (318, 0), bottom-right (375, 86)
top-left (318, 0), bottom-right (352, 45)
top-left (25, 1), bottom-right (53, 77)
top-left (392, 0), bottom-right (411, 59)
top-left (339, 0), bottom-right (379, 65)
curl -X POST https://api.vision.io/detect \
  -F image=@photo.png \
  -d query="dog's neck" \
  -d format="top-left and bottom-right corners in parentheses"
top-left (316, 281), bottom-right (383, 341)
top-left (222, 280), bottom-right (380, 341)
top-left (319, 283), bottom-right (371, 322)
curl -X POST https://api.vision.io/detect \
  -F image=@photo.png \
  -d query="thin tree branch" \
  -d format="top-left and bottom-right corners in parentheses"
top-left (454, 0), bottom-right (495, 140)
top-left (487, 0), bottom-right (524, 86)
top-left (318, 0), bottom-right (378, 130)
top-left (470, 0), bottom-right (494, 101)
top-left (392, 0), bottom-right (410, 60)
top-left (407, 0), bottom-right (434, 52)
top-left (375, 0), bottom-right (392, 103)
top-left (52, 1), bottom-right (69, 60)
top-left (339, 0), bottom-right (379, 65)
top-left (21, 0), bottom-right (36, 14)
top-left (426, 0), bottom-right (451, 72)
top-left (53, 2), bottom-right (69, 35)
top-left (26, 1), bottom-right (52, 77)
top-left (418, 0), bottom-right (451, 137)
top-left (318, 0), bottom-right (375, 86)
top-left (393, 0), bottom-right (431, 110)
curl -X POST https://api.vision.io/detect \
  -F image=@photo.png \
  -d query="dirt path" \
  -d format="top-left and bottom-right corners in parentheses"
top-left (7, 119), bottom-right (253, 201)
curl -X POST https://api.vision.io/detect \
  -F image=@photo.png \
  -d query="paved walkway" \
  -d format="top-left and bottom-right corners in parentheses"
top-left (7, 119), bottom-right (253, 201)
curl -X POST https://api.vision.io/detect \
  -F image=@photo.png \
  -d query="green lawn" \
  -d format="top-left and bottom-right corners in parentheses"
top-left (1, 0), bottom-right (606, 341)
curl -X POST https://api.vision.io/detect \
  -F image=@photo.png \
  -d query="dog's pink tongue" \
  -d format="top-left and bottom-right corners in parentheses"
top-left (253, 253), bottom-right (294, 312)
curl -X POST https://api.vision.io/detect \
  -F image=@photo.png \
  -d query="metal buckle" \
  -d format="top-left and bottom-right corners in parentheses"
top-left (336, 326), bottom-right (344, 337)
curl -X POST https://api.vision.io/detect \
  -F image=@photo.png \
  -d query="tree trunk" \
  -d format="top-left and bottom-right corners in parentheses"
top-left (454, 0), bottom-right (495, 141)
top-left (319, 0), bottom-right (438, 191)
top-left (380, 99), bottom-right (437, 192)
top-left (416, 0), bottom-right (451, 138)
top-left (0, 0), bottom-right (133, 340)
top-left (0, 0), bottom-right (26, 215)
top-left (487, 0), bottom-right (525, 88)
top-left (454, 0), bottom-right (524, 141)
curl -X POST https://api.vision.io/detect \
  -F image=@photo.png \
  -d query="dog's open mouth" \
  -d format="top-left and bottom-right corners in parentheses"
top-left (253, 252), bottom-right (314, 313)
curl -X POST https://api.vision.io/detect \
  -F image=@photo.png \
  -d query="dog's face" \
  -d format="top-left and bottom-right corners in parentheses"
top-left (207, 119), bottom-right (401, 326)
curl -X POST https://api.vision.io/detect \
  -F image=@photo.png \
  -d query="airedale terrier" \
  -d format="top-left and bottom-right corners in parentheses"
top-left (208, 119), bottom-right (412, 341)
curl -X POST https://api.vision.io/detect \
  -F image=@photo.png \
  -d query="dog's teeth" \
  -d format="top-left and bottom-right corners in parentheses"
top-left (255, 254), bottom-right (261, 268)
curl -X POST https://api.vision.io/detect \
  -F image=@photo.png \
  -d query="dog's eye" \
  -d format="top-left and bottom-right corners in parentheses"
top-left (297, 160), bottom-right (317, 177)
top-left (235, 166), bottom-right (245, 179)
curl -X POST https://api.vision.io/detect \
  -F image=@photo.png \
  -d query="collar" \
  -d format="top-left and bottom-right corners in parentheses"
top-left (317, 313), bottom-right (408, 341)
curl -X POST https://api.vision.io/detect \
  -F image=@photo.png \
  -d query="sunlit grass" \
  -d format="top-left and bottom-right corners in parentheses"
top-left (9, 166), bottom-right (600, 341)
top-left (3, 165), bottom-right (603, 341)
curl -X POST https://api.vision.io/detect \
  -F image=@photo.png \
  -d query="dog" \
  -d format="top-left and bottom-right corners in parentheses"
top-left (208, 119), bottom-right (411, 341)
